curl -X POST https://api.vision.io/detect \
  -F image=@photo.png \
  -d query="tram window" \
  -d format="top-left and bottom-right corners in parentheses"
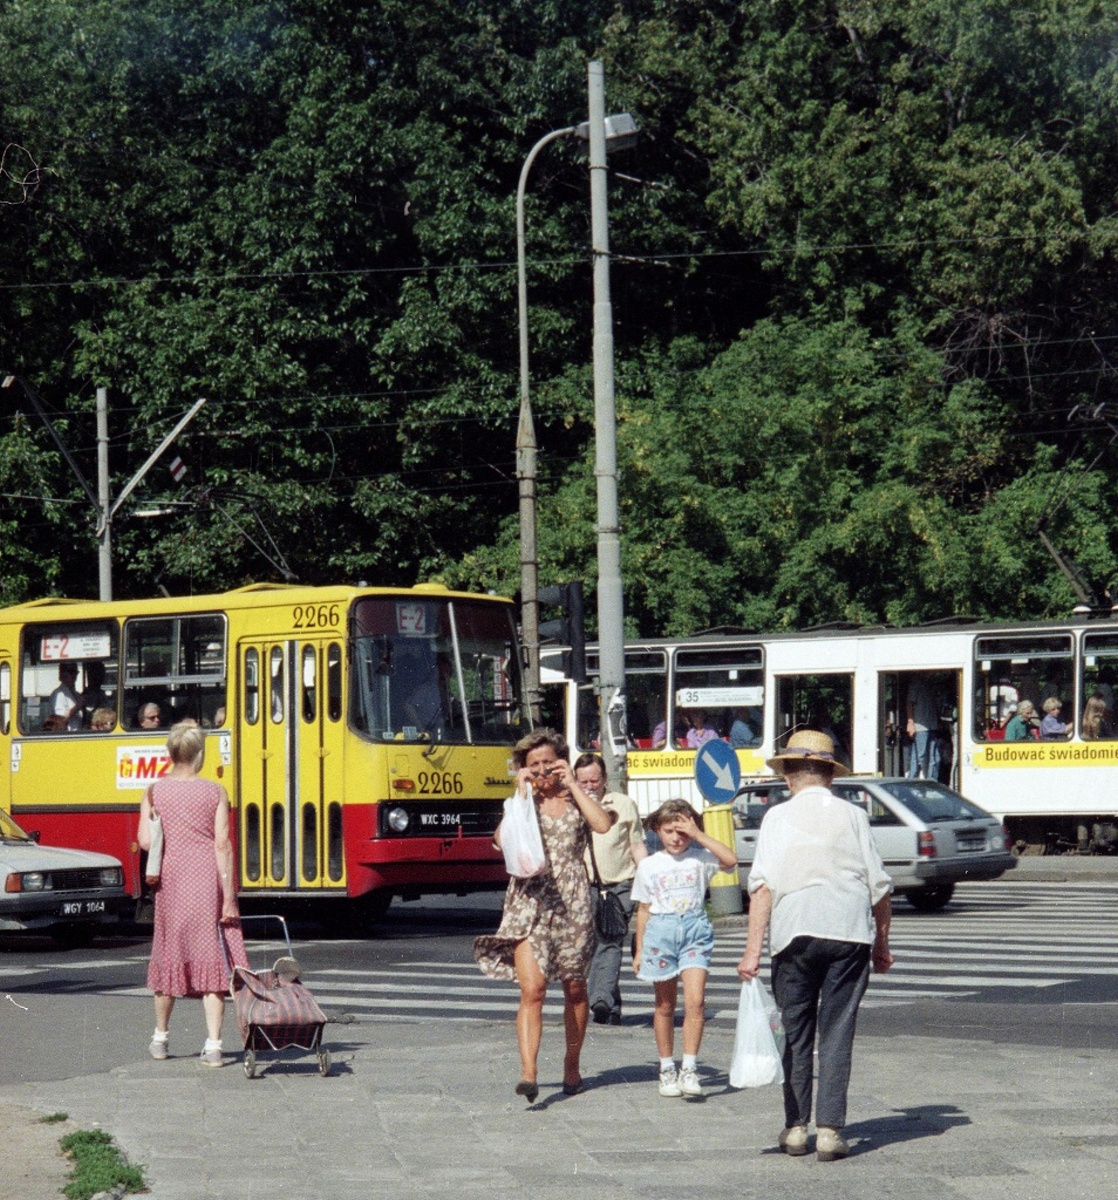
top-left (326, 643), bottom-right (342, 722)
top-left (302, 645), bottom-right (318, 723)
top-left (270, 646), bottom-right (284, 724)
top-left (972, 634), bottom-right (1073, 741)
top-left (0, 661), bottom-right (9, 735)
top-left (244, 648), bottom-right (260, 725)
top-left (122, 614), bottom-right (225, 729)
top-left (672, 646), bottom-right (763, 747)
top-left (1080, 632), bottom-right (1118, 739)
top-left (625, 651), bottom-right (667, 749)
top-left (19, 620), bottom-right (119, 734)
top-left (776, 674), bottom-right (853, 763)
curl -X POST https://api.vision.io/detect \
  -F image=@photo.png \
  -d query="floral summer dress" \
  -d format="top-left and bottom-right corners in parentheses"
top-left (474, 801), bottom-right (596, 982)
top-left (146, 777), bottom-right (247, 997)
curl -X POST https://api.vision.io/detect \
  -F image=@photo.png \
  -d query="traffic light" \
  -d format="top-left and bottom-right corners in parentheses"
top-left (538, 581), bottom-right (586, 684)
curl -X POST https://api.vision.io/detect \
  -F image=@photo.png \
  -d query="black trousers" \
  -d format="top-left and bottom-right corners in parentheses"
top-left (771, 936), bottom-right (870, 1130)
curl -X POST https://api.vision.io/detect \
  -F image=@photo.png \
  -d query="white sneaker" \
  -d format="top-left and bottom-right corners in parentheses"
top-left (679, 1066), bottom-right (703, 1097)
top-left (658, 1065), bottom-right (682, 1097)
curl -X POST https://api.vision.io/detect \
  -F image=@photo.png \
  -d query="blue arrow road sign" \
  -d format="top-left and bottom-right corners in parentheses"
top-left (694, 738), bottom-right (741, 803)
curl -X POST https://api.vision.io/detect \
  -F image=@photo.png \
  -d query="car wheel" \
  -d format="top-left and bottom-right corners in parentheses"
top-left (49, 922), bottom-right (97, 949)
top-left (906, 884), bottom-right (955, 912)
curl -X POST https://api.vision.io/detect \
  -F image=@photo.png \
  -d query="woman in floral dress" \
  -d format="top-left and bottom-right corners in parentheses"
top-left (138, 721), bottom-right (246, 1066)
top-left (475, 729), bottom-right (611, 1101)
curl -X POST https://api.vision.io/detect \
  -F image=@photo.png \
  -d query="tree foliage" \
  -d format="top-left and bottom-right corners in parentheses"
top-left (2, 0), bottom-right (1118, 636)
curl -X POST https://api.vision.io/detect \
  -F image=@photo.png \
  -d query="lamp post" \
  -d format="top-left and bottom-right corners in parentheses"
top-left (516, 105), bottom-right (637, 719)
top-left (586, 60), bottom-right (629, 787)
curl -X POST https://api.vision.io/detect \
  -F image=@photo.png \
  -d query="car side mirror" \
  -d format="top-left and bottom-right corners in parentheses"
top-left (28, 829), bottom-right (41, 843)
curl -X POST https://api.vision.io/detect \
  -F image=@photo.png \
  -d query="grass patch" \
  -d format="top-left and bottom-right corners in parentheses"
top-left (39, 1111), bottom-right (69, 1123)
top-left (58, 1129), bottom-right (146, 1199)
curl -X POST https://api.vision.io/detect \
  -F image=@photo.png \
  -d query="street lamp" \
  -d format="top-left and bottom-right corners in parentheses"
top-left (516, 107), bottom-right (637, 717)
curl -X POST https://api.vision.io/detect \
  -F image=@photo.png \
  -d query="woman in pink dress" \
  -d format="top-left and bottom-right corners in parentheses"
top-left (138, 721), bottom-right (245, 1066)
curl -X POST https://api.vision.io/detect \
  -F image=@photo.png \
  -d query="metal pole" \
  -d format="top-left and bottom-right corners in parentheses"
top-left (96, 387), bottom-right (112, 602)
top-left (517, 126), bottom-right (575, 720)
top-left (587, 61), bottom-right (627, 786)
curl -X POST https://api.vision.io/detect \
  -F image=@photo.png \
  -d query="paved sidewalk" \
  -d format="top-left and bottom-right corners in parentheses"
top-left (6, 1007), bottom-right (1118, 1200)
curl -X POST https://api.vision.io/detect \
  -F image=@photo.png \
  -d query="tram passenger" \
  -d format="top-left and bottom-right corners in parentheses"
top-left (1004, 700), bottom-right (1038, 741)
top-left (730, 708), bottom-right (761, 748)
top-left (905, 677), bottom-right (941, 779)
top-left (474, 729), bottom-right (611, 1102)
top-left (1039, 697), bottom-right (1070, 740)
top-left (46, 662), bottom-right (82, 732)
top-left (79, 661), bottom-right (110, 726)
top-left (1081, 693), bottom-right (1115, 740)
top-left (653, 708), bottom-right (690, 750)
top-left (684, 709), bottom-right (720, 748)
top-left (90, 707), bottom-right (116, 732)
top-left (136, 701), bottom-right (164, 731)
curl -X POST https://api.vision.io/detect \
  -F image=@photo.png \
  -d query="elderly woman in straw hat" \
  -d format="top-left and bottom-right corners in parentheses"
top-left (736, 730), bottom-right (893, 1163)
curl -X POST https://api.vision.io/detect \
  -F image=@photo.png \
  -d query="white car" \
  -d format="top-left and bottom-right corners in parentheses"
top-left (732, 777), bottom-right (1017, 911)
top-left (0, 809), bottom-right (128, 945)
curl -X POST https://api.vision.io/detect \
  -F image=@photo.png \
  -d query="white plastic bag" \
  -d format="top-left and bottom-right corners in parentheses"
top-left (500, 791), bottom-right (547, 879)
top-left (146, 809), bottom-right (164, 882)
top-left (729, 978), bottom-right (785, 1088)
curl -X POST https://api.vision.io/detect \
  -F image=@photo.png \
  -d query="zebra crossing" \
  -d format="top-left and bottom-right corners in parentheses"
top-left (306, 880), bottom-right (1118, 1025)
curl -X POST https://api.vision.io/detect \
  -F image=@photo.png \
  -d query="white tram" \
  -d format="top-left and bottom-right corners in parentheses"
top-left (541, 617), bottom-right (1118, 854)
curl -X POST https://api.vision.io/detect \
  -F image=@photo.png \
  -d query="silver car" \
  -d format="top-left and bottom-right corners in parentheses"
top-left (0, 809), bottom-right (129, 945)
top-left (732, 777), bottom-right (1017, 911)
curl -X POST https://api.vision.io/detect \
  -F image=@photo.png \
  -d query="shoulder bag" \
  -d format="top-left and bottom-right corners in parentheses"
top-left (145, 784), bottom-right (164, 882)
top-left (588, 837), bottom-right (629, 942)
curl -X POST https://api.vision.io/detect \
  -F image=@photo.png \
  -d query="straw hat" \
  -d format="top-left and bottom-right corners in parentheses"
top-left (766, 729), bottom-right (849, 777)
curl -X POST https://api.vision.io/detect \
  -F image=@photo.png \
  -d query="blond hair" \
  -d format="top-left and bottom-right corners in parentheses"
top-left (166, 720), bottom-right (205, 771)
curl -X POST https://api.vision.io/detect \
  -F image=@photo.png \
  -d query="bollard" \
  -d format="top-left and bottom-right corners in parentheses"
top-left (703, 802), bottom-right (743, 915)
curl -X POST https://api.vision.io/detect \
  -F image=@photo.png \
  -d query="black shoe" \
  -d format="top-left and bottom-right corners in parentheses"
top-left (608, 1011), bottom-right (621, 1026)
top-left (591, 1001), bottom-right (611, 1025)
top-left (515, 1079), bottom-right (539, 1103)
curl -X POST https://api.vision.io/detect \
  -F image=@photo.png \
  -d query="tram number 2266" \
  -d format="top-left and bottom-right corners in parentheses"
top-left (417, 771), bottom-right (464, 795)
top-left (291, 603), bottom-right (341, 630)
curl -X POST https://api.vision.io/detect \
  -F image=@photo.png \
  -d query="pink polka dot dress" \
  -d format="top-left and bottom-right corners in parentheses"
top-left (146, 777), bottom-right (247, 997)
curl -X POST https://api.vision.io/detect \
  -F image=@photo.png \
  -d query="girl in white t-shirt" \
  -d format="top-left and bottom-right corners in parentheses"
top-left (631, 799), bottom-right (738, 1098)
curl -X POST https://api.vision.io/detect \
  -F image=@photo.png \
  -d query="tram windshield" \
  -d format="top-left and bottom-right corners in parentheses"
top-left (349, 597), bottom-right (526, 744)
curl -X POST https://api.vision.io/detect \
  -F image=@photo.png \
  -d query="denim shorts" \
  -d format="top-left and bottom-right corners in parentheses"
top-left (638, 911), bottom-right (715, 981)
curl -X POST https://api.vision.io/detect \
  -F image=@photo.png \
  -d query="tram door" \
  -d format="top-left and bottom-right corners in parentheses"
top-left (237, 639), bottom-right (346, 892)
top-left (884, 671), bottom-right (961, 786)
top-left (0, 656), bottom-right (10, 809)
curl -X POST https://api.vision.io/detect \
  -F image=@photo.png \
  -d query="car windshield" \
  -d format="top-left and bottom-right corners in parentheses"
top-left (877, 781), bottom-right (991, 823)
top-left (0, 810), bottom-right (32, 842)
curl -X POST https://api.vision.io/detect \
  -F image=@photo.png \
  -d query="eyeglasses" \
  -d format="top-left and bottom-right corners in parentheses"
top-left (140, 714), bottom-right (159, 725)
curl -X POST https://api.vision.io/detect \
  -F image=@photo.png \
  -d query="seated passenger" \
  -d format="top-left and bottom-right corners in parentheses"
top-left (1004, 700), bottom-right (1038, 741)
top-left (1082, 693), bottom-right (1115, 740)
top-left (1039, 696), bottom-right (1070, 740)
top-left (136, 701), bottom-right (163, 731)
top-left (684, 708), bottom-right (720, 748)
top-left (90, 707), bottom-right (116, 732)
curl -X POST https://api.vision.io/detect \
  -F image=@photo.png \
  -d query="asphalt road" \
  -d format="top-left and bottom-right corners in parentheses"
top-left (3, 874), bottom-right (1117, 1091)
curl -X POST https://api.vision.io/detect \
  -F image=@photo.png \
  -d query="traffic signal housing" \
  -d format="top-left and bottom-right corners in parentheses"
top-left (538, 581), bottom-right (587, 684)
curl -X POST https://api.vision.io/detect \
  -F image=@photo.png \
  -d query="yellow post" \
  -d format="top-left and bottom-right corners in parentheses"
top-left (703, 802), bottom-right (743, 915)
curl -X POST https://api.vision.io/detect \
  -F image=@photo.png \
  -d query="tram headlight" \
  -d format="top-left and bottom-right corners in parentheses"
top-left (387, 807), bottom-right (411, 834)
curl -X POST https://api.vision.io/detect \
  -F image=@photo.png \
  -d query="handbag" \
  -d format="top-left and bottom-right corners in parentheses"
top-left (729, 978), bottom-right (785, 1088)
top-left (500, 790), bottom-right (548, 878)
top-left (588, 839), bottom-right (630, 942)
top-left (145, 787), bottom-right (164, 882)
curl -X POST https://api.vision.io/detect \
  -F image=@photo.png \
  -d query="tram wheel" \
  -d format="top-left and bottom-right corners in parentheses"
top-left (906, 884), bottom-right (955, 912)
